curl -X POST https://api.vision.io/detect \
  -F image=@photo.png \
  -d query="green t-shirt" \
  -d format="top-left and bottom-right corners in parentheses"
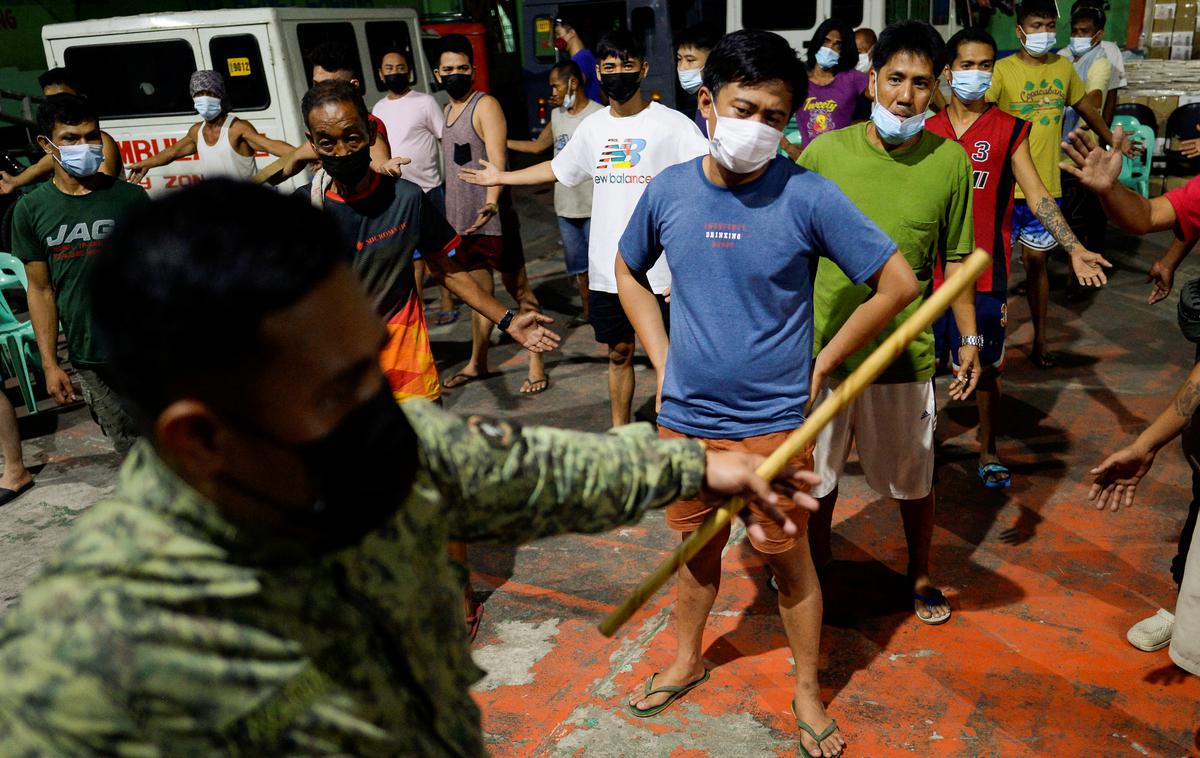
top-left (11, 177), bottom-right (148, 366)
top-left (799, 124), bottom-right (974, 384)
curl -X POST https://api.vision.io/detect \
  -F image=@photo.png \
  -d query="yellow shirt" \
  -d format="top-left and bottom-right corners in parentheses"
top-left (987, 53), bottom-right (1087, 199)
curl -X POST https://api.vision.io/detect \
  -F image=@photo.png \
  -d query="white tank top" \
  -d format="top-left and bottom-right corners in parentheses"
top-left (197, 116), bottom-right (257, 181)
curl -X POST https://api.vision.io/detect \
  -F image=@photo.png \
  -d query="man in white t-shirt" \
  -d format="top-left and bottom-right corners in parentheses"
top-left (462, 30), bottom-right (708, 427)
top-left (372, 48), bottom-right (455, 320)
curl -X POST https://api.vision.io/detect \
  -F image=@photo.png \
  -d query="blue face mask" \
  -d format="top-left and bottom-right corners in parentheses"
top-left (949, 69), bottom-right (993, 103)
top-left (48, 141), bottom-right (104, 178)
top-left (815, 46), bottom-right (841, 70)
top-left (1068, 35), bottom-right (1098, 56)
top-left (870, 83), bottom-right (926, 145)
top-left (194, 95), bottom-right (223, 121)
top-left (677, 67), bottom-right (703, 94)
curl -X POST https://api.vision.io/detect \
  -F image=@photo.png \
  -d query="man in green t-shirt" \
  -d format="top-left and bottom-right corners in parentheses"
top-left (986, 0), bottom-right (1131, 366)
top-left (799, 21), bottom-right (979, 626)
top-left (11, 94), bottom-right (146, 454)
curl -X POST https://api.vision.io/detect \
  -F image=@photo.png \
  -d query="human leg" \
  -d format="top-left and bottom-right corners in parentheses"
top-left (806, 386), bottom-right (856, 569)
top-left (75, 368), bottom-right (139, 455)
top-left (499, 264), bottom-right (548, 393)
top-left (1022, 246), bottom-right (1050, 362)
top-left (0, 389), bottom-right (31, 494)
top-left (608, 339), bottom-right (635, 427)
top-left (443, 236), bottom-right (499, 388)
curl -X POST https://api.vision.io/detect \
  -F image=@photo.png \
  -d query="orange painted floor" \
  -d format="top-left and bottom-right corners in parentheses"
top-left (439, 223), bottom-right (1200, 756)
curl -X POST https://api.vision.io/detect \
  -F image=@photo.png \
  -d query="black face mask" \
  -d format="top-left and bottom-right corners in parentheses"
top-left (440, 73), bottom-right (473, 100)
top-left (383, 73), bottom-right (411, 94)
top-left (219, 384), bottom-right (419, 554)
top-left (599, 72), bottom-right (642, 104)
top-left (320, 144), bottom-right (372, 185)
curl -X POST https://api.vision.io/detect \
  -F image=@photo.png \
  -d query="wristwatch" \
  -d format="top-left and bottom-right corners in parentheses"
top-left (497, 309), bottom-right (515, 332)
top-left (960, 335), bottom-right (984, 348)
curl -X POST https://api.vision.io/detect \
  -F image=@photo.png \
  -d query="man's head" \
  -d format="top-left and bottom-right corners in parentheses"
top-left (549, 60), bottom-right (584, 107)
top-left (595, 29), bottom-right (648, 104)
top-left (700, 30), bottom-right (805, 174)
top-left (436, 34), bottom-right (476, 101)
top-left (944, 28), bottom-right (997, 103)
top-left (1017, 0), bottom-right (1059, 55)
top-left (856, 28), bottom-right (878, 55)
top-left (94, 181), bottom-right (411, 547)
top-left (302, 80), bottom-right (375, 186)
top-left (378, 49), bottom-right (413, 95)
top-left (189, 70), bottom-right (228, 122)
top-left (807, 18), bottom-right (859, 72)
top-left (38, 67), bottom-right (81, 97)
top-left (1070, 2), bottom-right (1106, 51)
top-left (36, 93), bottom-right (103, 178)
top-left (309, 41), bottom-right (362, 91)
top-left (676, 23), bottom-right (720, 72)
top-left (554, 14), bottom-right (583, 50)
top-left (871, 20), bottom-right (945, 118)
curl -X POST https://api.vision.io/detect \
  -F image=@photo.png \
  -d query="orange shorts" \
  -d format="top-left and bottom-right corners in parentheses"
top-left (659, 426), bottom-right (812, 555)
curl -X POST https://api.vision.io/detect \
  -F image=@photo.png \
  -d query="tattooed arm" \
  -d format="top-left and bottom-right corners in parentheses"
top-left (1012, 140), bottom-right (1113, 287)
top-left (1089, 362), bottom-right (1200, 511)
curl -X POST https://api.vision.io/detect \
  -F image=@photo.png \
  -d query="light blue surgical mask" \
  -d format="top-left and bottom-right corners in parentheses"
top-left (870, 83), bottom-right (926, 145)
top-left (48, 140), bottom-right (104, 178)
top-left (949, 69), bottom-right (993, 103)
top-left (194, 95), bottom-right (223, 121)
top-left (1068, 35), bottom-right (1098, 56)
top-left (678, 67), bottom-right (703, 94)
top-left (1020, 29), bottom-right (1057, 57)
top-left (815, 46), bottom-right (841, 70)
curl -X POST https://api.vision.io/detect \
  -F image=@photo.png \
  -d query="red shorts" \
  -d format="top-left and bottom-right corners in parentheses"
top-left (457, 234), bottom-right (524, 273)
top-left (658, 426), bottom-right (811, 555)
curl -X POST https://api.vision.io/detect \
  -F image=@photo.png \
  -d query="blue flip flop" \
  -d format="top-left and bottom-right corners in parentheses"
top-left (977, 462), bottom-right (1012, 489)
top-left (913, 587), bottom-right (951, 625)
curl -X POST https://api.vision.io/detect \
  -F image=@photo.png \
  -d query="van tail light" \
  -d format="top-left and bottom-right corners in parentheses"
top-left (537, 96), bottom-right (548, 124)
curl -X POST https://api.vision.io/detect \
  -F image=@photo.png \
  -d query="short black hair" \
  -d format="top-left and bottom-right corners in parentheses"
top-left (675, 23), bottom-right (720, 53)
top-left (554, 13), bottom-right (581, 34)
top-left (36, 93), bottom-right (97, 138)
top-left (38, 67), bottom-right (82, 93)
top-left (550, 59), bottom-right (584, 87)
top-left (596, 29), bottom-right (646, 64)
top-left (302, 80), bottom-right (369, 130)
top-left (806, 18), bottom-right (859, 73)
top-left (1017, 0), bottom-right (1060, 23)
top-left (438, 33), bottom-right (474, 65)
top-left (1070, 0), bottom-right (1106, 29)
top-left (93, 181), bottom-right (348, 426)
top-left (856, 27), bottom-right (878, 48)
top-left (379, 48), bottom-right (411, 68)
top-left (702, 29), bottom-right (808, 114)
top-left (308, 40), bottom-right (359, 78)
top-left (946, 27), bottom-right (998, 63)
top-left (872, 20), bottom-right (946, 75)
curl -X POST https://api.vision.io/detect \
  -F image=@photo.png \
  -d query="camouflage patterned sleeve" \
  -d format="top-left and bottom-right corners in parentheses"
top-left (403, 401), bottom-right (706, 544)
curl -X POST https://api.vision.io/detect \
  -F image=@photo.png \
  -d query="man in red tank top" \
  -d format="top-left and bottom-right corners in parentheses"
top-left (927, 27), bottom-right (1110, 489)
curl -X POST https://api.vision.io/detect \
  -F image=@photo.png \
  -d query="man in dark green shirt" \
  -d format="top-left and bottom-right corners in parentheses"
top-left (0, 180), bottom-right (818, 755)
top-left (11, 93), bottom-right (146, 453)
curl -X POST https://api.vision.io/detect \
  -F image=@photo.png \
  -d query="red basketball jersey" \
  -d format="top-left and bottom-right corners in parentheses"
top-left (927, 106), bottom-right (1031, 293)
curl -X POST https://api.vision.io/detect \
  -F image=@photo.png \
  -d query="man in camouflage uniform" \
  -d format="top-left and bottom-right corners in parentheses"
top-left (0, 181), bottom-right (817, 755)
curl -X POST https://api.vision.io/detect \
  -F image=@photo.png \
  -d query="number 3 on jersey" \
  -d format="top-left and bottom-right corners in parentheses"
top-left (971, 140), bottom-right (991, 162)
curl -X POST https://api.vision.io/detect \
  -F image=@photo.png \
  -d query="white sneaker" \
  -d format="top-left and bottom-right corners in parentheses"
top-left (1127, 608), bottom-right (1175, 652)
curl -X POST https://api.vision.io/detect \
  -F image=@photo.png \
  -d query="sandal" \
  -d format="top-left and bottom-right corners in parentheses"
top-left (1031, 351), bottom-right (1057, 369)
top-left (627, 669), bottom-right (710, 718)
top-left (977, 462), bottom-right (1012, 489)
top-left (519, 376), bottom-right (549, 395)
top-left (443, 371), bottom-right (497, 389)
top-left (913, 587), bottom-right (952, 625)
top-left (433, 309), bottom-right (460, 326)
top-left (790, 700), bottom-right (843, 756)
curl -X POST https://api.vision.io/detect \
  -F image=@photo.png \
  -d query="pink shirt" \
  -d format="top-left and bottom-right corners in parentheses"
top-left (371, 90), bottom-right (444, 192)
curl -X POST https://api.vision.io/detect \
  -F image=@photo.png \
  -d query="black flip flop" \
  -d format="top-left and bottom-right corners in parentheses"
top-left (0, 480), bottom-right (34, 507)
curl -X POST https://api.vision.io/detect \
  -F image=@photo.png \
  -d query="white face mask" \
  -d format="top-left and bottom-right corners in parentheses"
top-left (1020, 29), bottom-right (1057, 56)
top-left (948, 69), bottom-right (993, 103)
top-left (194, 95), bottom-right (223, 121)
top-left (870, 82), bottom-right (926, 144)
top-left (709, 115), bottom-right (781, 174)
top-left (856, 52), bottom-right (872, 72)
top-left (562, 83), bottom-right (577, 110)
top-left (1068, 35), bottom-right (1098, 56)
top-left (678, 67), bottom-right (703, 94)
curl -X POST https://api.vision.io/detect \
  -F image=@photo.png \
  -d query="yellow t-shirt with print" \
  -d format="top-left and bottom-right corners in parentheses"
top-left (987, 53), bottom-right (1087, 199)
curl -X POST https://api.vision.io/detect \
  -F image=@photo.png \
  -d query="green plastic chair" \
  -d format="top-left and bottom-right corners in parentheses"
top-left (0, 253), bottom-right (42, 413)
top-left (1117, 123), bottom-right (1155, 199)
top-left (1111, 114), bottom-right (1141, 135)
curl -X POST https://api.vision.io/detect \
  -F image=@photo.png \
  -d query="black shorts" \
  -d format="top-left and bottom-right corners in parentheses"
top-left (588, 290), bottom-right (669, 346)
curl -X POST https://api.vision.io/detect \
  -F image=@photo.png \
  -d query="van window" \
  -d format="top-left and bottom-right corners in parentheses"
top-left (297, 22), bottom-right (361, 83)
top-left (62, 39), bottom-right (198, 119)
top-left (208, 34), bottom-right (270, 111)
top-left (743, 2), bottom-right (817, 31)
top-left (532, 14), bottom-right (556, 63)
top-left (365, 21), bottom-right (415, 93)
top-left (831, 0), bottom-right (865, 28)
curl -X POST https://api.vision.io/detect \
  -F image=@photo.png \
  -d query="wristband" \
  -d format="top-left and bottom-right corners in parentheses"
top-left (497, 309), bottom-right (515, 332)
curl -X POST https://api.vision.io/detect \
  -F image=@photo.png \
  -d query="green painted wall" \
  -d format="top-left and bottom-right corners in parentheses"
top-left (985, 0), bottom-right (1131, 52)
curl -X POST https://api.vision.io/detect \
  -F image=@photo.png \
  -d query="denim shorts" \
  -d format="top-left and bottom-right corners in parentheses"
top-left (556, 216), bottom-right (590, 276)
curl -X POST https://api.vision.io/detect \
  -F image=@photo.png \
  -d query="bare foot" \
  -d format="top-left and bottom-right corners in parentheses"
top-left (626, 659), bottom-right (706, 712)
top-left (791, 691), bottom-right (845, 757)
top-left (912, 575), bottom-right (951, 624)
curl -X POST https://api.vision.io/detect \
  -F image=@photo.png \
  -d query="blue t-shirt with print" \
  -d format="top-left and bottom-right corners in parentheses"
top-left (619, 155), bottom-right (896, 438)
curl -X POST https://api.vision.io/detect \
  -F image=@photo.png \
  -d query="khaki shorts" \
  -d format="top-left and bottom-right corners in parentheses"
top-left (658, 426), bottom-right (811, 555)
top-left (810, 380), bottom-right (936, 501)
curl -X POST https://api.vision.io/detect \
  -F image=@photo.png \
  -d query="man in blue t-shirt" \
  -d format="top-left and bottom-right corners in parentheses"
top-left (554, 15), bottom-right (603, 104)
top-left (615, 30), bottom-right (918, 757)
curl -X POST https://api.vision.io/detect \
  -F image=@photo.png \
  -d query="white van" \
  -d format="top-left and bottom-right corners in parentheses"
top-left (41, 8), bottom-right (436, 195)
top-left (723, 1), bottom-right (965, 54)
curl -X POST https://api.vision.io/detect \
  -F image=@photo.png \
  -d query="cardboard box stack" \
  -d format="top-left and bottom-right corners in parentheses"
top-left (1150, 0), bottom-right (1200, 59)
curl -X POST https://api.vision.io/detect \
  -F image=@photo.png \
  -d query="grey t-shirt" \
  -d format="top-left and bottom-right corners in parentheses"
top-left (551, 100), bottom-right (603, 219)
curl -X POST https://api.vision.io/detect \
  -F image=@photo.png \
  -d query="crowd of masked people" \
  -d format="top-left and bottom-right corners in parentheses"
top-left (0, 2), bottom-right (1196, 755)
